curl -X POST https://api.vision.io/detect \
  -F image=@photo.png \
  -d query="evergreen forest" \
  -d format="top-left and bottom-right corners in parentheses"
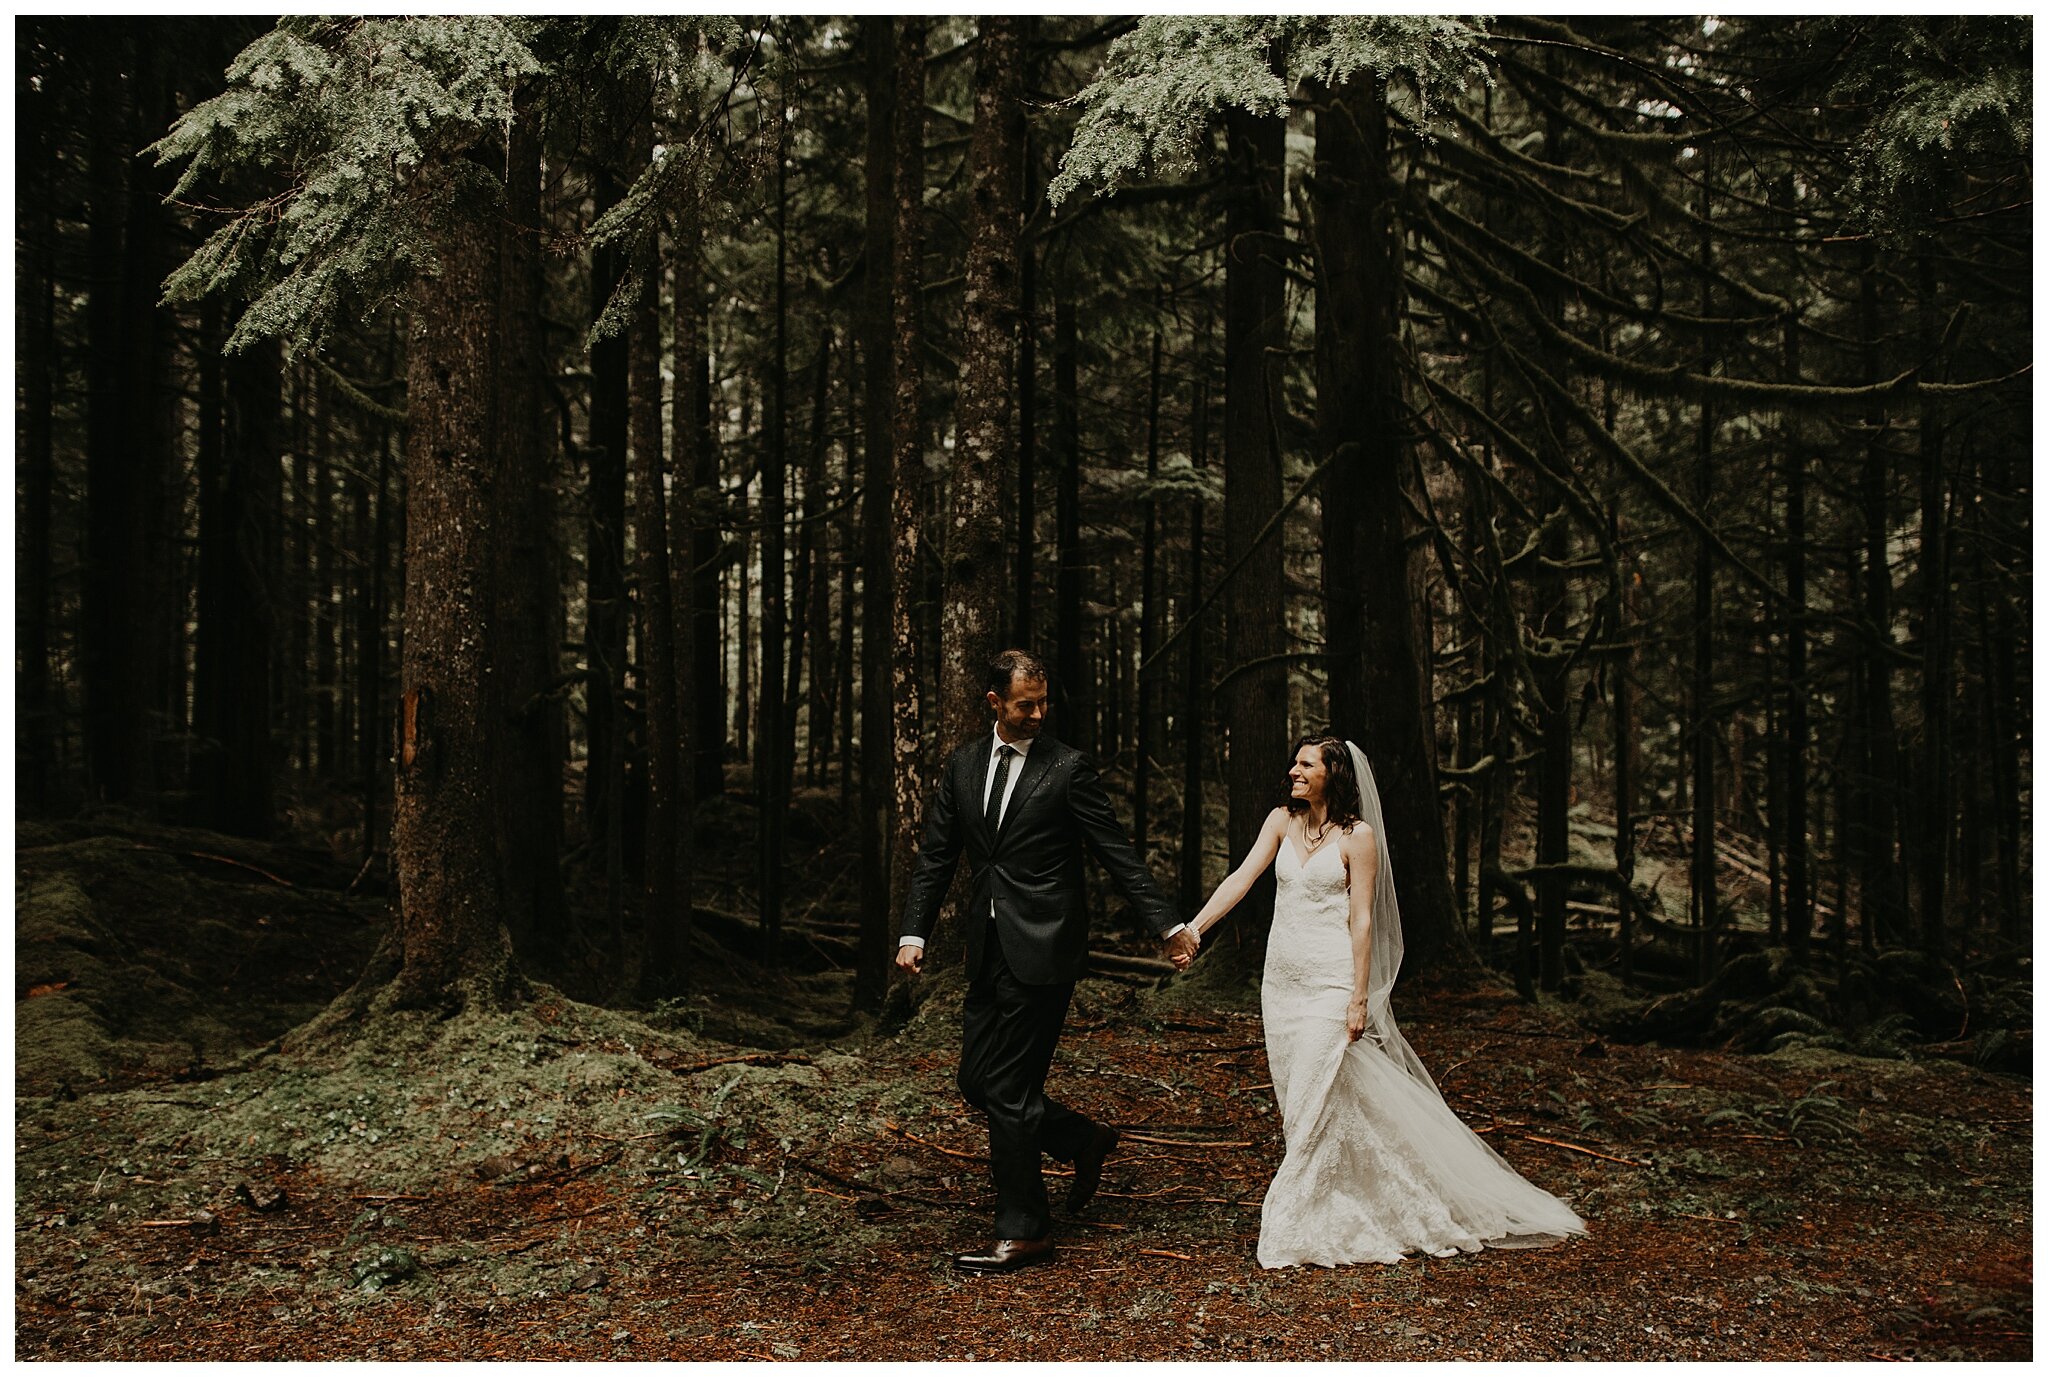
top-left (14, 16), bottom-right (2032, 1360)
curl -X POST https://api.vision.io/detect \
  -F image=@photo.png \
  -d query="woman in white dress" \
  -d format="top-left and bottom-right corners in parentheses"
top-left (1185, 735), bottom-right (1588, 1268)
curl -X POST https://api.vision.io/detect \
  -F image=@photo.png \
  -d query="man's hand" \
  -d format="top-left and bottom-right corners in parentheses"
top-left (895, 943), bottom-right (925, 976)
top-left (1164, 926), bottom-right (1199, 972)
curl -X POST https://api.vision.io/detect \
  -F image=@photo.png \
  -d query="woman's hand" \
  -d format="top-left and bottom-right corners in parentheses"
top-left (1346, 996), bottom-right (1369, 1043)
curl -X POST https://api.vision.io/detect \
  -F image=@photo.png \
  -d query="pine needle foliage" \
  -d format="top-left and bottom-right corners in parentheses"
top-left (152, 16), bottom-right (542, 351)
top-left (1048, 15), bottom-right (1492, 206)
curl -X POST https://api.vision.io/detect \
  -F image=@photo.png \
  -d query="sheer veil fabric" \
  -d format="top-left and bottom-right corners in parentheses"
top-left (1252, 741), bottom-right (1588, 1268)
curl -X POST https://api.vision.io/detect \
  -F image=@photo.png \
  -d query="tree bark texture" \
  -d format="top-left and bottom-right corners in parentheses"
top-left (585, 162), bottom-right (631, 857)
top-left (1052, 294), bottom-right (1090, 758)
top-left (1313, 77), bottom-right (1461, 969)
top-left (632, 241), bottom-right (686, 999)
top-left (940, 15), bottom-right (1025, 756)
top-left (855, 13), bottom-right (899, 1012)
top-left (491, 102), bottom-right (567, 959)
top-left (389, 156), bottom-right (521, 1010)
top-left (759, 84), bottom-right (792, 965)
top-left (1217, 99), bottom-right (1290, 968)
top-left (887, 18), bottom-right (930, 943)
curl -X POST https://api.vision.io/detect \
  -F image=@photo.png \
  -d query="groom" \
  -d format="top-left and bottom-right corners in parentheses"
top-left (897, 648), bottom-right (1198, 1273)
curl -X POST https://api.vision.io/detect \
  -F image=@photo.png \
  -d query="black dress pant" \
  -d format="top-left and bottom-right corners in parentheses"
top-left (957, 919), bottom-right (1097, 1240)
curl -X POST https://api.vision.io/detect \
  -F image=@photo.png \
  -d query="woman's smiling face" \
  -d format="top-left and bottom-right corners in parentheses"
top-left (1288, 746), bottom-right (1327, 805)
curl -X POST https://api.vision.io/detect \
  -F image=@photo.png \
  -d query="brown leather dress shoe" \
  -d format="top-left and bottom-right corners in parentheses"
top-left (1067, 1123), bottom-right (1120, 1212)
top-left (952, 1237), bottom-right (1056, 1274)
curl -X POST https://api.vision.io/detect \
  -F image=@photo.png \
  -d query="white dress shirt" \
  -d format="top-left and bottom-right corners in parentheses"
top-left (899, 727), bottom-right (1185, 949)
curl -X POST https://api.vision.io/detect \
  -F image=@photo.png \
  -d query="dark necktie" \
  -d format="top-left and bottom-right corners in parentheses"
top-left (986, 744), bottom-right (1016, 831)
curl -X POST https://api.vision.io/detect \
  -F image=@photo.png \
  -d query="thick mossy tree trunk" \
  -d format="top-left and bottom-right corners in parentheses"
top-left (1313, 76), bottom-right (1460, 970)
top-left (385, 154), bottom-right (522, 1013)
top-left (1215, 99), bottom-right (1289, 973)
top-left (940, 14), bottom-right (1024, 752)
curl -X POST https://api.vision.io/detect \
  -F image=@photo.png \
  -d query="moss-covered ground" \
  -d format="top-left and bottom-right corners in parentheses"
top-left (13, 815), bottom-right (2031, 1360)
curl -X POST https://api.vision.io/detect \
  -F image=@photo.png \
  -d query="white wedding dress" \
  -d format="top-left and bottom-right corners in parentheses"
top-left (1257, 820), bottom-right (1588, 1268)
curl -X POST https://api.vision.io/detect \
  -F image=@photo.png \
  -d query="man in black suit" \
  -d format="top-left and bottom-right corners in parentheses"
top-left (897, 648), bottom-right (1199, 1273)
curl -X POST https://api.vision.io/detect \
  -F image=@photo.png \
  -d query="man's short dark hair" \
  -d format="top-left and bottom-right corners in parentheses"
top-left (986, 648), bottom-right (1050, 698)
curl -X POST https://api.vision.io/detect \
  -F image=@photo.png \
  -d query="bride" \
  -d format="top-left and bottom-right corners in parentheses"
top-left (1180, 735), bottom-right (1588, 1268)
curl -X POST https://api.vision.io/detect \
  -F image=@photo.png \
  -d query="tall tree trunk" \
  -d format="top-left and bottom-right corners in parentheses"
top-left (855, 14), bottom-right (900, 1013)
top-left (796, 332), bottom-right (835, 786)
top-left (759, 82), bottom-right (792, 966)
top-left (490, 98), bottom-right (567, 961)
top-left (1691, 162), bottom-right (1719, 984)
top-left (196, 331), bottom-right (281, 838)
top-left (1313, 76), bottom-right (1460, 968)
top-left (1781, 307), bottom-right (1811, 963)
top-left (1179, 340), bottom-right (1211, 910)
top-left (287, 368), bottom-right (312, 781)
top-left (1216, 96), bottom-right (1289, 970)
top-left (667, 206), bottom-right (711, 990)
top-left (888, 18), bottom-right (931, 951)
top-left (361, 418), bottom-right (392, 866)
top-left (83, 27), bottom-right (171, 805)
top-left (1612, 507), bottom-right (1637, 985)
top-left (1052, 294), bottom-right (1090, 758)
top-left (1914, 253), bottom-right (1953, 959)
top-left (313, 393), bottom-right (340, 777)
top-left (736, 525), bottom-right (752, 764)
top-left (685, 232), bottom-right (724, 801)
top-left (388, 155), bottom-right (520, 1011)
top-left (586, 161), bottom-right (631, 862)
top-left (941, 14), bottom-right (1024, 753)
top-left (1532, 501), bottom-right (1571, 992)
top-left (19, 57), bottom-right (58, 812)
top-left (633, 238), bottom-right (685, 999)
top-left (1014, 178), bottom-right (1039, 646)
top-left (1134, 319), bottom-right (1163, 863)
top-left (1854, 249), bottom-right (1905, 944)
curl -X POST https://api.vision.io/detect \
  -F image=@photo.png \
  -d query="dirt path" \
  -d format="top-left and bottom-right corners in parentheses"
top-left (15, 975), bottom-right (2029, 1360)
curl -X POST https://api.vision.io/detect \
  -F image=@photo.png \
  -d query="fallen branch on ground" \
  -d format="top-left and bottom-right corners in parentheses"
top-left (1519, 1133), bottom-right (1649, 1167)
top-left (662, 1052), bottom-right (814, 1076)
top-left (883, 1122), bottom-right (986, 1162)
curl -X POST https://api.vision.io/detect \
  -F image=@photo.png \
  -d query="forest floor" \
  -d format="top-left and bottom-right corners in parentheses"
top-left (13, 812), bottom-right (2033, 1361)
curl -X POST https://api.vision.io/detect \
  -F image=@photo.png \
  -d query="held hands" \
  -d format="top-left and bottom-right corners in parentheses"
top-left (1164, 926), bottom-right (1200, 972)
top-left (895, 943), bottom-right (924, 977)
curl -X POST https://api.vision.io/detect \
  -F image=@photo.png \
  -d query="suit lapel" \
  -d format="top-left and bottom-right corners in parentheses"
top-left (968, 742), bottom-right (999, 851)
top-left (995, 737), bottom-right (1057, 842)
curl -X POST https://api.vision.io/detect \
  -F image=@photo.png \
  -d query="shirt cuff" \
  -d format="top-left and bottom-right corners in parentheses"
top-left (1163, 923), bottom-right (1188, 938)
top-left (898, 936), bottom-right (926, 950)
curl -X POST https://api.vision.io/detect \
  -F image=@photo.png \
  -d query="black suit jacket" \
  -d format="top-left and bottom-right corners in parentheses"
top-left (898, 732), bottom-right (1179, 985)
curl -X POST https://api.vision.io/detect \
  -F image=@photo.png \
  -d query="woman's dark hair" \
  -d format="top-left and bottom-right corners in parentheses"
top-left (986, 647), bottom-right (1051, 698)
top-left (1284, 734), bottom-right (1363, 830)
